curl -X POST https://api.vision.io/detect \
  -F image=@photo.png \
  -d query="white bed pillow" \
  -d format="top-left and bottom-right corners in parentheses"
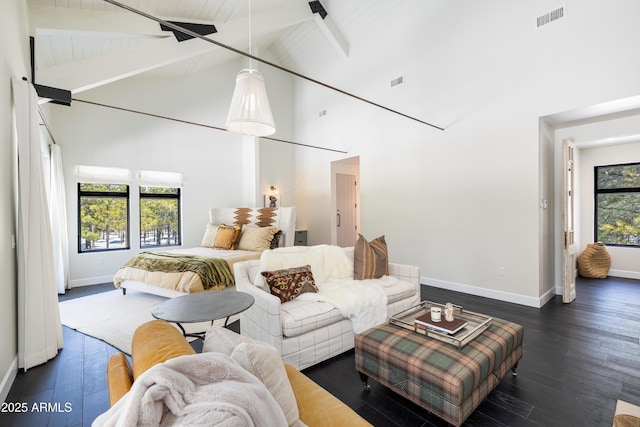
top-left (200, 223), bottom-right (219, 248)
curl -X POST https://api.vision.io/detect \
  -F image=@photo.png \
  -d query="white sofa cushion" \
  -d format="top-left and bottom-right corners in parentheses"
top-left (385, 278), bottom-right (418, 304)
top-left (280, 299), bottom-right (344, 338)
top-left (280, 277), bottom-right (414, 338)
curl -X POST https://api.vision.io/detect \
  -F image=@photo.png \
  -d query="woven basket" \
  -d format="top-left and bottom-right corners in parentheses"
top-left (577, 242), bottom-right (611, 279)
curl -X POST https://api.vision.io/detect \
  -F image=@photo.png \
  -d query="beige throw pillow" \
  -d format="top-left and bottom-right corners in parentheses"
top-left (202, 325), bottom-right (254, 355)
top-left (200, 223), bottom-right (219, 248)
top-left (237, 226), bottom-right (279, 252)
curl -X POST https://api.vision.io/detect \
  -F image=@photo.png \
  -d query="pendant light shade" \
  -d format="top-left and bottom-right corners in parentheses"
top-left (225, 69), bottom-right (276, 137)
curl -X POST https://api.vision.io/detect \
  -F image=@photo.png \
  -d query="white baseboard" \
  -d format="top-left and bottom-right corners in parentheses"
top-left (69, 275), bottom-right (114, 288)
top-left (539, 287), bottom-right (556, 306)
top-left (555, 284), bottom-right (563, 296)
top-left (422, 277), bottom-right (550, 308)
top-left (0, 356), bottom-right (18, 403)
top-left (609, 269), bottom-right (640, 280)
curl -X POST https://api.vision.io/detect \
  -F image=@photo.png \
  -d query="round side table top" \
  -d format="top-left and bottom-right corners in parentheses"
top-left (151, 289), bottom-right (254, 324)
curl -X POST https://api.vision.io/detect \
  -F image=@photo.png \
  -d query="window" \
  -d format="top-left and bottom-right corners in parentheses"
top-left (138, 170), bottom-right (183, 248)
top-left (140, 186), bottom-right (181, 248)
top-left (78, 183), bottom-right (130, 252)
top-left (595, 162), bottom-right (640, 247)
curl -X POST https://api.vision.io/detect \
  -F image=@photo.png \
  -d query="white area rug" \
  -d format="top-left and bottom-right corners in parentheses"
top-left (59, 289), bottom-right (235, 354)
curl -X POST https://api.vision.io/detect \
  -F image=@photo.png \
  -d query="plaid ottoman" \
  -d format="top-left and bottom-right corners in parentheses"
top-left (355, 319), bottom-right (524, 426)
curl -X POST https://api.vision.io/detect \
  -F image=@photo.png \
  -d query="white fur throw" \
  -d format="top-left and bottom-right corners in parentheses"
top-left (256, 245), bottom-right (390, 334)
top-left (203, 326), bottom-right (302, 427)
top-left (93, 352), bottom-right (288, 427)
top-left (254, 245), bottom-right (353, 288)
top-left (297, 277), bottom-right (395, 334)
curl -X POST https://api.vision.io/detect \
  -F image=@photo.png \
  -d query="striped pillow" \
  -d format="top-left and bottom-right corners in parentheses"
top-left (354, 234), bottom-right (389, 280)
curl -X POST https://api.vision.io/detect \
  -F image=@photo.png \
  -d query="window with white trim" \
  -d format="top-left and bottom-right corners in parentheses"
top-left (76, 166), bottom-right (131, 252)
top-left (139, 170), bottom-right (182, 248)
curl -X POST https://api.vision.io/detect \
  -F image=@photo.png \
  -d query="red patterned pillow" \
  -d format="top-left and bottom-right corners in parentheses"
top-left (261, 265), bottom-right (318, 303)
top-left (354, 234), bottom-right (389, 280)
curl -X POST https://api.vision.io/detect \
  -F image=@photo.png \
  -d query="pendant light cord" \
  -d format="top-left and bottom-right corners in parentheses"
top-left (101, 0), bottom-right (444, 131)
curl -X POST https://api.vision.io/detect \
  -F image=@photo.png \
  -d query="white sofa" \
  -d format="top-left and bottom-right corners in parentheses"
top-left (234, 245), bottom-right (421, 370)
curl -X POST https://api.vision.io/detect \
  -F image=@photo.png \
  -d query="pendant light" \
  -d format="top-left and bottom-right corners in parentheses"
top-left (225, 1), bottom-right (276, 137)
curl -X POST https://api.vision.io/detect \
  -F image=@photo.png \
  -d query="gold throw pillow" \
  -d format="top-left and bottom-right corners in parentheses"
top-left (213, 224), bottom-right (242, 250)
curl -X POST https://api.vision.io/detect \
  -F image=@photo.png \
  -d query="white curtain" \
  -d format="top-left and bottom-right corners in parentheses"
top-left (50, 144), bottom-right (70, 294)
top-left (13, 79), bottom-right (64, 370)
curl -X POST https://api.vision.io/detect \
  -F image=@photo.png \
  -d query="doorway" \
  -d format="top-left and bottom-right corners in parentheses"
top-left (331, 157), bottom-right (360, 247)
top-left (544, 101), bottom-right (640, 303)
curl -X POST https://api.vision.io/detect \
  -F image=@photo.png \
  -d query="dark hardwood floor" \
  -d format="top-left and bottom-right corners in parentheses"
top-left (2, 277), bottom-right (639, 426)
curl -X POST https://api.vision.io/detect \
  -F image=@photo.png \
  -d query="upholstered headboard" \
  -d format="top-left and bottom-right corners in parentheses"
top-left (208, 207), bottom-right (297, 247)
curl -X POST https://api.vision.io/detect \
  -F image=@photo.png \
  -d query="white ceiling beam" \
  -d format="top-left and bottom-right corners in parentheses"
top-left (35, 2), bottom-right (313, 95)
top-left (28, 4), bottom-right (166, 37)
top-left (38, 37), bottom-right (214, 93)
top-left (312, 13), bottom-right (349, 59)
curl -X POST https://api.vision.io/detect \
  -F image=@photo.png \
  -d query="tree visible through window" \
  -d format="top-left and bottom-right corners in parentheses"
top-left (78, 183), bottom-right (129, 252)
top-left (595, 162), bottom-right (640, 247)
top-left (140, 186), bottom-right (181, 248)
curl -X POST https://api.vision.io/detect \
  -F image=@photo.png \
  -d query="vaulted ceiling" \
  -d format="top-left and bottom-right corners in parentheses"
top-left (26, 0), bottom-right (356, 97)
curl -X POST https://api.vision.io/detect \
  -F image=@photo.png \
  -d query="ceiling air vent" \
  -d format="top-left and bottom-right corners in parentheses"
top-left (537, 5), bottom-right (565, 28)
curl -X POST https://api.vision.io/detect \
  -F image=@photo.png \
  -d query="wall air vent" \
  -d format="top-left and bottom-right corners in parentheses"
top-left (537, 5), bottom-right (565, 28)
top-left (390, 76), bottom-right (404, 87)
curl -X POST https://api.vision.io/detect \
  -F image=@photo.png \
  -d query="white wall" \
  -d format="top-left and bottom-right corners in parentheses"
top-left (291, 0), bottom-right (640, 307)
top-left (0, 0), bottom-right (30, 403)
top-left (49, 55), bottom-right (295, 286)
top-left (538, 120), bottom-right (556, 299)
top-left (0, 61), bottom-right (18, 404)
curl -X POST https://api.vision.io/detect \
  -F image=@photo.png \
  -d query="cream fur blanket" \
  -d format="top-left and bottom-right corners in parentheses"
top-left (257, 245), bottom-right (391, 334)
top-left (93, 353), bottom-right (288, 427)
top-left (256, 245), bottom-right (354, 286)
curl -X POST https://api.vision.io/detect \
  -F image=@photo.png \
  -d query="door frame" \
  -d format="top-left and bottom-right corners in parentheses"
top-left (561, 139), bottom-right (577, 303)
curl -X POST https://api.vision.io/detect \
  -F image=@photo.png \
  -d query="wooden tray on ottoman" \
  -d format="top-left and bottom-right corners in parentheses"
top-left (389, 301), bottom-right (492, 349)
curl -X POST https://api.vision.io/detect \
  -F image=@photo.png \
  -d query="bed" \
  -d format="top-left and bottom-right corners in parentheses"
top-left (113, 207), bottom-right (297, 298)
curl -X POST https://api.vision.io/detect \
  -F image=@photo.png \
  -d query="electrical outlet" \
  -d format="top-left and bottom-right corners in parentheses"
top-left (498, 267), bottom-right (505, 276)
